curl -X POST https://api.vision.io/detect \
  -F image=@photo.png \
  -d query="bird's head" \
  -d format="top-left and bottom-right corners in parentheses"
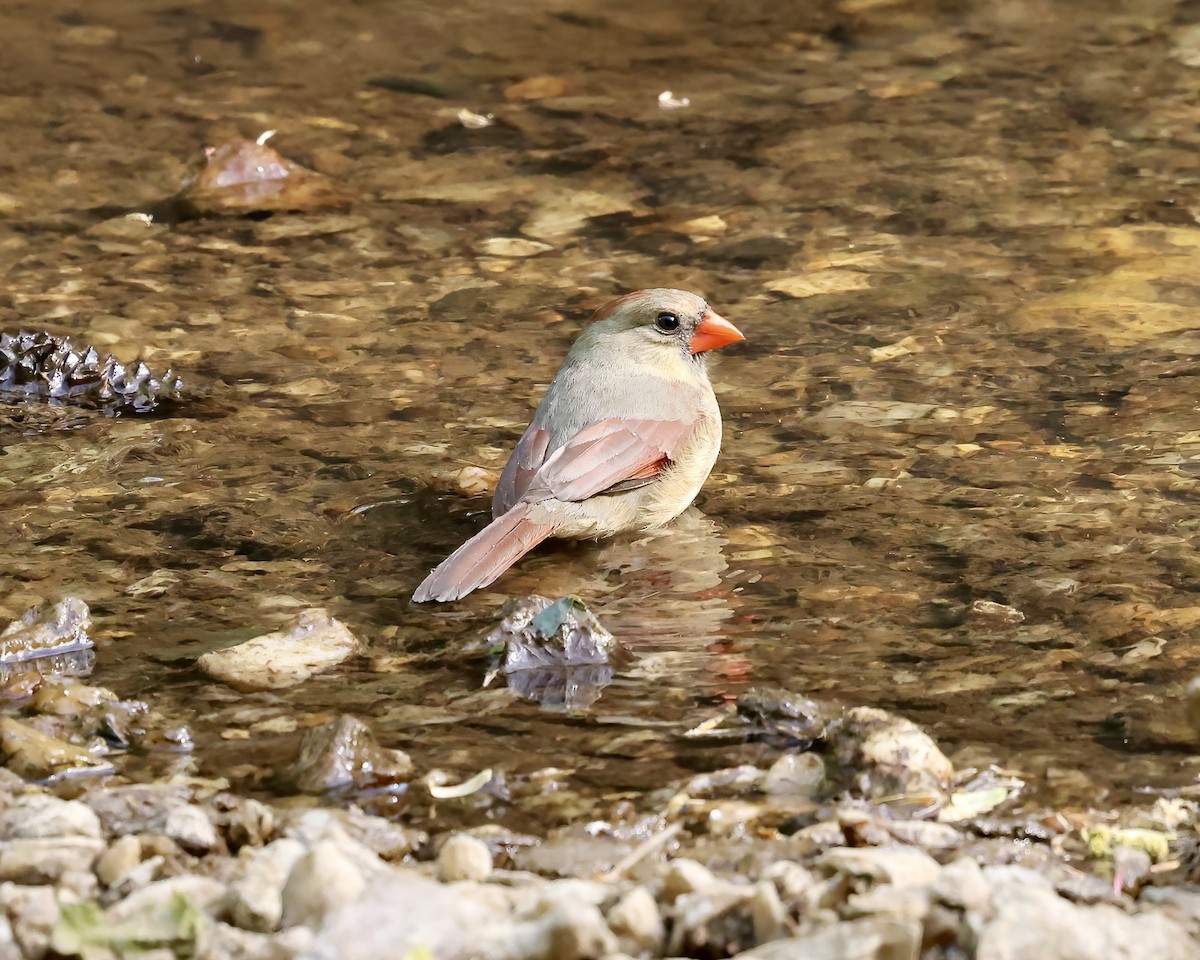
top-left (587, 288), bottom-right (744, 362)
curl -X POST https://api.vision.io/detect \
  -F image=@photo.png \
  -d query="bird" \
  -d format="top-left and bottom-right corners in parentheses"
top-left (412, 288), bottom-right (744, 602)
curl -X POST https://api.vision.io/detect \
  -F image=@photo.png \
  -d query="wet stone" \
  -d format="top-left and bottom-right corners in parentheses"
top-left (289, 714), bottom-right (413, 795)
top-left (196, 608), bottom-right (360, 692)
top-left (827, 707), bottom-right (954, 800)
top-left (481, 595), bottom-right (630, 710)
top-left (0, 717), bottom-right (114, 781)
top-left (0, 598), bottom-right (92, 664)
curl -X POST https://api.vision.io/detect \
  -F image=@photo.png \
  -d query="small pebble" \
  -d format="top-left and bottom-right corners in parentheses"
top-left (437, 833), bottom-right (494, 883)
top-left (607, 885), bottom-right (664, 955)
top-left (752, 879), bottom-right (788, 944)
top-left (164, 804), bottom-right (219, 853)
top-left (661, 858), bottom-right (716, 900)
top-left (763, 752), bottom-right (826, 797)
top-left (95, 835), bottom-right (142, 888)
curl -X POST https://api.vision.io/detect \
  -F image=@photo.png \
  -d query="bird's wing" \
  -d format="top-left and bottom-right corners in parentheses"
top-left (493, 422), bottom-right (551, 517)
top-left (533, 418), bottom-right (694, 503)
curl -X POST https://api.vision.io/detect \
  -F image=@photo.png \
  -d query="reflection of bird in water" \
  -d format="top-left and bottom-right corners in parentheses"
top-left (504, 507), bottom-right (750, 703)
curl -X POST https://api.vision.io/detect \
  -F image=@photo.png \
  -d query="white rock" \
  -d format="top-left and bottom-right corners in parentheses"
top-left (164, 804), bottom-right (218, 852)
top-left (763, 752), bottom-right (825, 797)
top-left (846, 885), bottom-right (930, 925)
top-left (0, 913), bottom-right (15, 960)
top-left (302, 872), bottom-right (515, 959)
top-left (976, 866), bottom-right (1200, 960)
top-left (279, 818), bottom-right (390, 881)
top-left (281, 840), bottom-right (367, 930)
top-left (502, 885), bottom-right (618, 960)
top-left (95, 835), bottom-right (142, 888)
top-left (752, 879), bottom-right (788, 944)
top-left (0, 837), bottom-right (105, 884)
top-left (478, 237), bottom-right (553, 258)
top-left (0, 883), bottom-right (58, 960)
top-left (0, 883), bottom-right (60, 959)
top-left (208, 919), bottom-right (316, 960)
top-left (931, 856), bottom-right (991, 914)
top-left (763, 862), bottom-right (820, 914)
top-left (661, 858), bottom-right (717, 900)
top-left (437, 833), bottom-right (493, 883)
top-left (58, 868), bottom-right (99, 901)
top-left (230, 838), bottom-right (307, 933)
top-left (0, 795), bottom-right (102, 840)
top-left (607, 885), bottom-right (664, 956)
top-left (197, 609), bottom-right (359, 691)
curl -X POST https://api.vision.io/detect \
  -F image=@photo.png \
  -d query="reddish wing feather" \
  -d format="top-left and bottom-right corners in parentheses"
top-left (493, 423), bottom-right (550, 517)
top-left (538, 418), bottom-right (693, 503)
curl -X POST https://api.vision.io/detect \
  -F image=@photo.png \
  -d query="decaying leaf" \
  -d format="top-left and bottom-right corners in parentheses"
top-left (177, 135), bottom-right (351, 216)
top-left (51, 892), bottom-right (205, 959)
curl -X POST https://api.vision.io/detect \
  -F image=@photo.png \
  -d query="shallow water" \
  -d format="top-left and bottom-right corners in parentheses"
top-left (4, 0), bottom-right (1200, 818)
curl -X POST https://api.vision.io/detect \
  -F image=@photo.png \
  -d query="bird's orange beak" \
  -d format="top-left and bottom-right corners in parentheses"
top-left (689, 309), bottom-right (746, 355)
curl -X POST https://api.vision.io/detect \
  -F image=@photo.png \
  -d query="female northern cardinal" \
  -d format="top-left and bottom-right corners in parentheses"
top-left (413, 288), bottom-right (744, 602)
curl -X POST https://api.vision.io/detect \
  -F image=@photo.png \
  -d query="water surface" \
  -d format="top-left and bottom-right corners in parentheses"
top-left (4, 0), bottom-right (1200, 817)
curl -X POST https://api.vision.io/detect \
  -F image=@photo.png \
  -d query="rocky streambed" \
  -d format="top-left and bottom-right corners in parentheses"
top-left (4, 597), bottom-right (1200, 960)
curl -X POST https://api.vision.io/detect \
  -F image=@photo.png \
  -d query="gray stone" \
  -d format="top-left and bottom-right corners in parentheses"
top-left (829, 707), bottom-right (953, 799)
top-left (0, 795), bottom-right (102, 840)
top-left (438, 833), bottom-right (494, 883)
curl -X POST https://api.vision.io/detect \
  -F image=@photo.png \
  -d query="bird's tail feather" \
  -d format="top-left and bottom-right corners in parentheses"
top-left (412, 503), bottom-right (556, 602)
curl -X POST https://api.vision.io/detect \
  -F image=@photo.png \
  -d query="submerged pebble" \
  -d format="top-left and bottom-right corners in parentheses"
top-left (197, 609), bottom-right (360, 691)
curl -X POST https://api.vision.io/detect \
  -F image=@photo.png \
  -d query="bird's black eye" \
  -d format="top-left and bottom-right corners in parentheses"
top-left (655, 312), bottom-right (680, 332)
